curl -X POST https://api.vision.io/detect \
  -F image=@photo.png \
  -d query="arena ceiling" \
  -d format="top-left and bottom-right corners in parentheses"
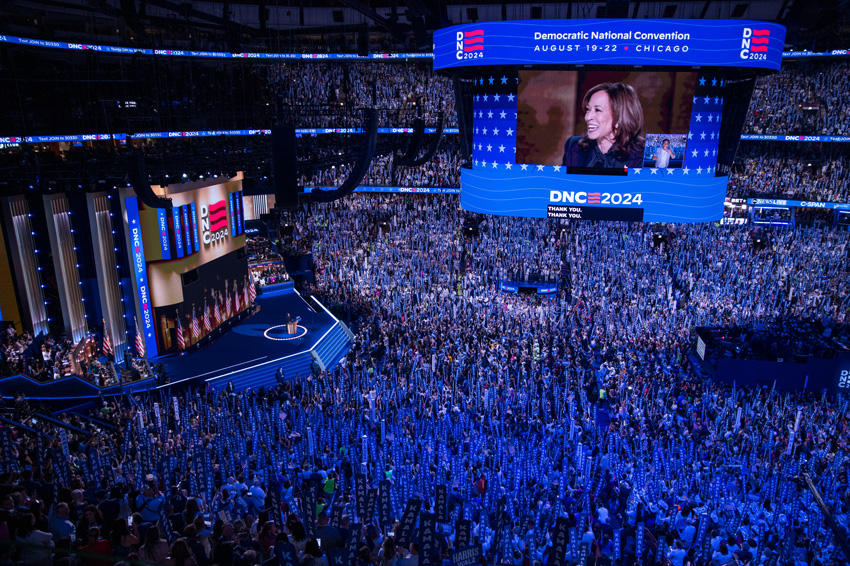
top-left (0, 0), bottom-right (847, 52)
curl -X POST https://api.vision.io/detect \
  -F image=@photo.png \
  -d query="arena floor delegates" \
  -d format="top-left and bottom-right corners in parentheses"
top-left (2, 194), bottom-right (850, 566)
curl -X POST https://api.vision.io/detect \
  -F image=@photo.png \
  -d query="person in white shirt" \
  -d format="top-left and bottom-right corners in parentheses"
top-left (653, 139), bottom-right (675, 168)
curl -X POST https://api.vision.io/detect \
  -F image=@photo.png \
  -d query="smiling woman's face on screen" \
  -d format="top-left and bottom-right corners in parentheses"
top-left (584, 90), bottom-right (615, 147)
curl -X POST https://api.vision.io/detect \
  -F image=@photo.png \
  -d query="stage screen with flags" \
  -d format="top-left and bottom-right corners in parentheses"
top-left (122, 175), bottom-right (249, 355)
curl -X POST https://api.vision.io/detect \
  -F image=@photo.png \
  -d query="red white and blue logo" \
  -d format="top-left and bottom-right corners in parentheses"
top-left (200, 199), bottom-right (229, 245)
top-left (456, 30), bottom-right (483, 60)
top-left (741, 27), bottom-right (770, 59)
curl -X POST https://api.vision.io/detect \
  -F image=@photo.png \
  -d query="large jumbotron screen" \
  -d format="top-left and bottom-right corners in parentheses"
top-left (122, 176), bottom-right (248, 357)
top-left (433, 19), bottom-right (786, 223)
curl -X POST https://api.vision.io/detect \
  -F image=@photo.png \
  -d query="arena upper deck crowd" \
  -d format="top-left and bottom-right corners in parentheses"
top-left (744, 61), bottom-right (850, 136)
top-left (729, 145), bottom-right (850, 202)
top-left (3, 193), bottom-right (849, 566)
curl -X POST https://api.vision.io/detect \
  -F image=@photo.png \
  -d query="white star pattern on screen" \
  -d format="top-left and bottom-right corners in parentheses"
top-left (470, 74), bottom-right (723, 177)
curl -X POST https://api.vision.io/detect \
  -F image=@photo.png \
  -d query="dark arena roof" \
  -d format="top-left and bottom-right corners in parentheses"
top-left (0, 3), bottom-right (850, 566)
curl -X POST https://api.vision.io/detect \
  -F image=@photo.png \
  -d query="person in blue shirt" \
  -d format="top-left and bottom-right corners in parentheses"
top-left (48, 502), bottom-right (76, 542)
top-left (134, 482), bottom-right (164, 525)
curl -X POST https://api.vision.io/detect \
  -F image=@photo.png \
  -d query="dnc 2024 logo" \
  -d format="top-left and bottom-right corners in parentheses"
top-left (839, 370), bottom-right (850, 389)
top-left (200, 200), bottom-right (229, 245)
top-left (740, 27), bottom-right (770, 60)
top-left (456, 29), bottom-right (483, 60)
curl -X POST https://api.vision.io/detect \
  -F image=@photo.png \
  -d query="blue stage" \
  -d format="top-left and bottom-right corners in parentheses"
top-left (160, 289), bottom-right (352, 392)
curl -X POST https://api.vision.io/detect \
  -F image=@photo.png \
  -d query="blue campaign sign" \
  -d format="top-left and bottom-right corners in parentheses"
top-left (461, 167), bottom-right (728, 223)
top-left (190, 203), bottom-right (200, 250)
top-left (11, 127), bottom-right (459, 144)
top-left (434, 20), bottom-right (786, 70)
top-left (156, 208), bottom-right (171, 260)
top-left (172, 207), bottom-right (184, 259)
top-left (182, 206), bottom-right (193, 254)
top-left (125, 197), bottom-right (159, 358)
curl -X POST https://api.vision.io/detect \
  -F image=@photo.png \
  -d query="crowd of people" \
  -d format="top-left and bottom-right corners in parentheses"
top-left (1, 193), bottom-right (850, 566)
top-left (268, 61), bottom-right (457, 129)
top-left (729, 144), bottom-right (850, 202)
top-left (0, 328), bottom-right (77, 383)
top-left (303, 154), bottom-right (395, 188)
top-left (246, 237), bottom-right (282, 264)
top-left (302, 140), bottom-right (462, 189)
top-left (744, 61), bottom-right (850, 136)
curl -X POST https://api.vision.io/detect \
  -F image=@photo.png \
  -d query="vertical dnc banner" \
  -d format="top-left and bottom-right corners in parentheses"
top-left (229, 192), bottom-right (237, 236)
top-left (125, 197), bottom-right (159, 358)
top-left (190, 203), bottom-right (200, 251)
top-left (172, 206), bottom-right (184, 258)
top-left (156, 208), bottom-right (171, 260)
top-left (236, 190), bottom-right (243, 235)
top-left (182, 206), bottom-right (192, 254)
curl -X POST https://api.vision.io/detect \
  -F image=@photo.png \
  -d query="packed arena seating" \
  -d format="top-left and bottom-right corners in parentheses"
top-left (3, 194), bottom-right (850, 566)
top-left (729, 144), bottom-right (850, 202)
top-left (301, 138), bottom-right (462, 189)
top-left (0, 54), bottom-right (456, 136)
top-left (744, 60), bottom-right (850, 136)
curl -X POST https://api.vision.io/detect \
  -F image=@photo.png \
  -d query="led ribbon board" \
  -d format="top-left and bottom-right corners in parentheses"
top-left (434, 20), bottom-right (786, 70)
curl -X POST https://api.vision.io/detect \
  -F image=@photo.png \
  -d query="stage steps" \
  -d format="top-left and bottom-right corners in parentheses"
top-left (206, 352), bottom-right (313, 392)
top-left (312, 324), bottom-right (352, 371)
top-left (206, 323), bottom-right (351, 393)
